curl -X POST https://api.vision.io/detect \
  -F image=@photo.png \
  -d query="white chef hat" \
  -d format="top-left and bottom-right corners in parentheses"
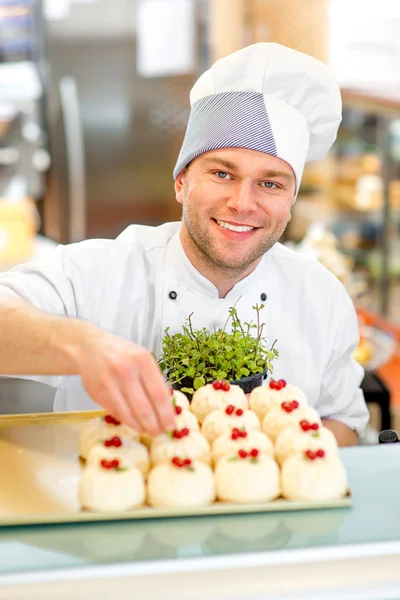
top-left (173, 43), bottom-right (342, 195)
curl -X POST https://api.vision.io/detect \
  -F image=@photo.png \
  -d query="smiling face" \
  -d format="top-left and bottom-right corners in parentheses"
top-left (174, 147), bottom-right (296, 284)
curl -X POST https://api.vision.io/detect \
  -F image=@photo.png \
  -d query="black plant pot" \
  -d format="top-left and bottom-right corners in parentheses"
top-left (230, 369), bottom-right (269, 394)
top-left (169, 369), bottom-right (268, 400)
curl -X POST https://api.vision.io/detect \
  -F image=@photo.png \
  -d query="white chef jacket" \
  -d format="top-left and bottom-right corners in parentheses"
top-left (0, 222), bottom-right (369, 435)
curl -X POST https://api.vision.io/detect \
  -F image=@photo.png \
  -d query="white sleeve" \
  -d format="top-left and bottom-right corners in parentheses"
top-left (316, 286), bottom-right (370, 437)
top-left (0, 240), bottom-right (108, 387)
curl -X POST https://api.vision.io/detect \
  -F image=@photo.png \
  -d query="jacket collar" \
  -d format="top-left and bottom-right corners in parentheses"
top-left (168, 227), bottom-right (267, 299)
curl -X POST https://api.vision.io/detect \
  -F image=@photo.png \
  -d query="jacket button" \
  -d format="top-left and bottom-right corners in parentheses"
top-left (260, 293), bottom-right (267, 301)
top-left (169, 291), bottom-right (177, 300)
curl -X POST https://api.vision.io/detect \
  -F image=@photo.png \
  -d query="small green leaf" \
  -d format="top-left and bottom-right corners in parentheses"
top-left (181, 387), bottom-right (194, 394)
top-left (311, 433), bottom-right (320, 438)
top-left (228, 456), bottom-right (239, 462)
top-left (193, 376), bottom-right (205, 390)
top-left (250, 458), bottom-right (258, 464)
top-left (115, 466), bottom-right (129, 472)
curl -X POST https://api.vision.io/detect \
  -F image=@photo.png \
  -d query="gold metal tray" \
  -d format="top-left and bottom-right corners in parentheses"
top-left (0, 411), bottom-right (351, 527)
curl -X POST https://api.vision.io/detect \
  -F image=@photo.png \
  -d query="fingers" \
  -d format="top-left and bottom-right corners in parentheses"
top-left (139, 358), bottom-right (176, 433)
top-left (122, 379), bottom-right (162, 436)
top-left (97, 386), bottom-right (141, 431)
top-left (85, 340), bottom-right (177, 436)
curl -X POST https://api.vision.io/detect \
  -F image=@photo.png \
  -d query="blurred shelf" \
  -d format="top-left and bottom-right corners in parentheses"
top-left (342, 88), bottom-right (400, 119)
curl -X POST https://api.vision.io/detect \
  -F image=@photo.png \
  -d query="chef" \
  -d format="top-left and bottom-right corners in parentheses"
top-left (0, 43), bottom-right (369, 444)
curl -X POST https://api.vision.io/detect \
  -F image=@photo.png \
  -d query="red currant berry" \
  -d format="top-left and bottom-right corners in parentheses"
top-left (183, 458), bottom-right (192, 466)
top-left (269, 380), bottom-right (277, 390)
top-left (278, 379), bottom-right (287, 388)
top-left (238, 449), bottom-right (248, 459)
top-left (235, 408), bottom-right (244, 416)
top-left (316, 449), bottom-right (325, 458)
top-left (175, 405), bottom-right (183, 415)
top-left (231, 431), bottom-right (239, 440)
top-left (225, 405), bottom-right (235, 415)
top-left (172, 456), bottom-right (182, 467)
top-left (221, 380), bottom-right (231, 391)
top-left (281, 401), bottom-right (292, 413)
top-left (290, 400), bottom-right (299, 409)
top-left (305, 450), bottom-right (316, 460)
top-left (250, 448), bottom-right (259, 458)
top-left (104, 415), bottom-right (121, 426)
top-left (240, 430), bottom-right (248, 438)
top-left (300, 420), bottom-right (310, 432)
top-left (213, 380), bottom-right (222, 390)
top-left (181, 428), bottom-right (189, 437)
top-left (311, 422), bottom-right (319, 431)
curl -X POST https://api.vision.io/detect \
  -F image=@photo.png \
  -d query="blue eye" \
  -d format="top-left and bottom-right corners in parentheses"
top-left (216, 171), bottom-right (230, 179)
top-left (263, 181), bottom-right (278, 189)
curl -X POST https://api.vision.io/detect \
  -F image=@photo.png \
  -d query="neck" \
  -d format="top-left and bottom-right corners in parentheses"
top-left (179, 227), bottom-right (261, 298)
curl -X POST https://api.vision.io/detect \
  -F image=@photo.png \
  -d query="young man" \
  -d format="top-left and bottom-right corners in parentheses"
top-left (0, 43), bottom-right (369, 444)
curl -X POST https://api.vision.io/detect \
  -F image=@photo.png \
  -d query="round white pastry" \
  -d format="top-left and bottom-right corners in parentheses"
top-left (262, 403), bottom-right (321, 443)
top-left (275, 422), bottom-right (338, 466)
top-left (281, 452), bottom-right (348, 501)
top-left (147, 459), bottom-right (216, 508)
top-left (175, 408), bottom-right (200, 432)
top-left (201, 406), bottom-right (260, 443)
top-left (150, 430), bottom-right (211, 465)
top-left (79, 416), bottom-right (140, 460)
top-left (79, 461), bottom-right (145, 511)
top-left (191, 383), bottom-right (248, 424)
top-left (215, 453), bottom-right (280, 503)
top-left (140, 408), bottom-right (199, 449)
top-left (212, 429), bottom-right (274, 465)
top-left (86, 438), bottom-right (150, 476)
top-left (249, 382), bottom-right (308, 421)
top-left (171, 389), bottom-right (190, 410)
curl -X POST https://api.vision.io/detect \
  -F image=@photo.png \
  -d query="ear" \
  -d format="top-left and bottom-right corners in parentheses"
top-left (174, 169), bottom-right (187, 205)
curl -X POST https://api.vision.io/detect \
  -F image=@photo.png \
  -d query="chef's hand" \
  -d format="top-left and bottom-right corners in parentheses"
top-left (77, 329), bottom-right (175, 436)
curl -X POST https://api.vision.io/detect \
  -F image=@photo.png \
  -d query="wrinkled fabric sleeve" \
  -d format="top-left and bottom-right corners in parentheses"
top-left (316, 287), bottom-right (370, 437)
top-left (0, 241), bottom-right (106, 387)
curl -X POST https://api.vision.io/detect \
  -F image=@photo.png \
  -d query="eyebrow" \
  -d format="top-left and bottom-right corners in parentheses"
top-left (202, 156), bottom-right (295, 184)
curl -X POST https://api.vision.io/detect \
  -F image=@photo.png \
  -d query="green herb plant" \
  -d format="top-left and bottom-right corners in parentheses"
top-left (158, 303), bottom-right (278, 396)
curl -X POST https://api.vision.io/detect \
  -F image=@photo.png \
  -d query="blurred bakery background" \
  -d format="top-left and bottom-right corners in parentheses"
top-left (0, 0), bottom-right (399, 441)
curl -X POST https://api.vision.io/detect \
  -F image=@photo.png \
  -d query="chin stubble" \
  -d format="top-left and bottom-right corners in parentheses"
top-left (182, 202), bottom-right (286, 274)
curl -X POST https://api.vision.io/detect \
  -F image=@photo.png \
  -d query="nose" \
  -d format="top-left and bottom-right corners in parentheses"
top-left (226, 180), bottom-right (258, 213)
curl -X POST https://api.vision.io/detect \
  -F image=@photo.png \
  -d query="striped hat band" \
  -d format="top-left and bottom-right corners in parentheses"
top-left (173, 90), bottom-right (280, 180)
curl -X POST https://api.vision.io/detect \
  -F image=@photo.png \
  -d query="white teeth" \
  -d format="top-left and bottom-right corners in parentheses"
top-left (216, 220), bottom-right (254, 233)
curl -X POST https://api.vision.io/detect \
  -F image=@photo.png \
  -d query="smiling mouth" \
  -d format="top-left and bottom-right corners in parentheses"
top-left (213, 219), bottom-right (257, 233)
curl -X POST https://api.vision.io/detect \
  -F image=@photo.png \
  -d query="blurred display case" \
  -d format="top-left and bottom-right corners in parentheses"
top-left (0, 0), bottom-right (49, 264)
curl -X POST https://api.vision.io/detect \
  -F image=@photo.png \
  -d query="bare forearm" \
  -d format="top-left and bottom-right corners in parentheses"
top-left (0, 297), bottom-right (99, 376)
top-left (322, 418), bottom-right (359, 447)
